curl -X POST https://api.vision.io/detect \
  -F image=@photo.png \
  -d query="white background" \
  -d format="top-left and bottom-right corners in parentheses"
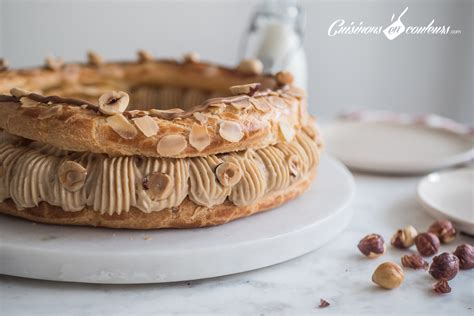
top-left (1, 0), bottom-right (473, 122)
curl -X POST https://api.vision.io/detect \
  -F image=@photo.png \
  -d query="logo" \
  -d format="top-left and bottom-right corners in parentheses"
top-left (328, 7), bottom-right (462, 40)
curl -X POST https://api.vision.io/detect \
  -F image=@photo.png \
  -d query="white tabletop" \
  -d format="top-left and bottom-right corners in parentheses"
top-left (1, 171), bottom-right (473, 315)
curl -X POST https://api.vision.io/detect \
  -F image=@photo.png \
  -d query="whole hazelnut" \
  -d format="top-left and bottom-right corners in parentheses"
top-left (415, 232), bottom-right (440, 257)
top-left (372, 262), bottom-right (404, 289)
top-left (453, 243), bottom-right (474, 270)
top-left (429, 252), bottom-right (459, 280)
top-left (275, 71), bottom-right (294, 86)
top-left (428, 220), bottom-right (457, 243)
top-left (391, 225), bottom-right (418, 249)
top-left (357, 234), bottom-right (386, 258)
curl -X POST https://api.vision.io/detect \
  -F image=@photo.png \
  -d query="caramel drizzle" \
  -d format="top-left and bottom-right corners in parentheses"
top-left (0, 88), bottom-right (297, 120)
top-left (25, 93), bottom-right (98, 109)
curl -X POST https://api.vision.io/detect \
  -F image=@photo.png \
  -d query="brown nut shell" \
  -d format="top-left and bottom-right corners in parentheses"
top-left (372, 262), bottom-right (404, 289)
top-left (429, 252), bottom-right (459, 280)
top-left (391, 225), bottom-right (418, 249)
top-left (415, 232), bottom-right (440, 257)
top-left (428, 220), bottom-right (457, 244)
top-left (433, 279), bottom-right (451, 294)
top-left (453, 243), bottom-right (474, 270)
top-left (401, 254), bottom-right (428, 270)
top-left (358, 234), bottom-right (386, 258)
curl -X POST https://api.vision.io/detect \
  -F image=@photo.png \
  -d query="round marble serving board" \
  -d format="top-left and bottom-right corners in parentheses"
top-left (0, 155), bottom-right (354, 284)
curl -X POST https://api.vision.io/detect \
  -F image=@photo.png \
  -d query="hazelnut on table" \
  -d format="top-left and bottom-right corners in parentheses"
top-left (415, 232), bottom-right (440, 257)
top-left (391, 225), bottom-right (418, 249)
top-left (453, 243), bottom-right (474, 270)
top-left (428, 220), bottom-right (457, 244)
top-left (429, 252), bottom-right (459, 280)
top-left (358, 234), bottom-right (386, 258)
top-left (372, 262), bottom-right (404, 289)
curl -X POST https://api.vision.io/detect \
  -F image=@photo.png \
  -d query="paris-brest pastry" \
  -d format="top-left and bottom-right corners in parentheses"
top-left (0, 52), bottom-right (322, 228)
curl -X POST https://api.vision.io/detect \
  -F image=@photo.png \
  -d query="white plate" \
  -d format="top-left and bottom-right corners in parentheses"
top-left (322, 120), bottom-right (474, 174)
top-left (0, 155), bottom-right (355, 284)
top-left (417, 168), bottom-right (474, 234)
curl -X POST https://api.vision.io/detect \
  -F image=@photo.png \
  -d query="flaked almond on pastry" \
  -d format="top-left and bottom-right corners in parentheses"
top-left (0, 54), bottom-right (322, 229)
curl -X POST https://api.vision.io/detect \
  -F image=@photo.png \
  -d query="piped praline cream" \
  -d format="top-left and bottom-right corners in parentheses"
top-left (0, 130), bottom-right (319, 215)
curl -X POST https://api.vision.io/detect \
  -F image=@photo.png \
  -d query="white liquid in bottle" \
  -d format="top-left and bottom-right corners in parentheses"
top-left (241, 0), bottom-right (307, 90)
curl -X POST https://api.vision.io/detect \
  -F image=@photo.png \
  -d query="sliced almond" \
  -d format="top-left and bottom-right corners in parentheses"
top-left (20, 97), bottom-right (39, 108)
top-left (142, 172), bottom-right (173, 200)
top-left (132, 115), bottom-right (159, 137)
top-left (229, 83), bottom-right (260, 97)
top-left (38, 105), bottom-right (63, 120)
top-left (183, 51), bottom-right (200, 63)
top-left (106, 113), bottom-right (137, 139)
top-left (58, 161), bottom-right (87, 192)
top-left (236, 59), bottom-right (263, 75)
top-left (156, 134), bottom-right (187, 156)
top-left (10, 87), bottom-right (31, 98)
top-left (250, 98), bottom-right (271, 112)
top-left (216, 162), bottom-right (242, 187)
top-left (45, 56), bottom-right (64, 71)
top-left (127, 110), bottom-right (149, 118)
top-left (285, 86), bottom-right (306, 98)
top-left (279, 120), bottom-right (295, 143)
top-left (192, 112), bottom-right (208, 124)
top-left (219, 120), bottom-right (244, 142)
top-left (87, 51), bottom-right (104, 66)
top-left (150, 108), bottom-right (184, 115)
top-left (98, 91), bottom-right (130, 115)
top-left (275, 71), bottom-right (294, 86)
top-left (288, 155), bottom-right (300, 177)
top-left (230, 98), bottom-right (252, 110)
top-left (189, 123), bottom-right (211, 152)
top-left (268, 96), bottom-right (286, 109)
top-left (137, 50), bottom-right (154, 63)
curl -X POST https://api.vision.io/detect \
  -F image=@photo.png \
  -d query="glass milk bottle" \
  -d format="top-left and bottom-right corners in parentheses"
top-left (240, 0), bottom-right (307, 90)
